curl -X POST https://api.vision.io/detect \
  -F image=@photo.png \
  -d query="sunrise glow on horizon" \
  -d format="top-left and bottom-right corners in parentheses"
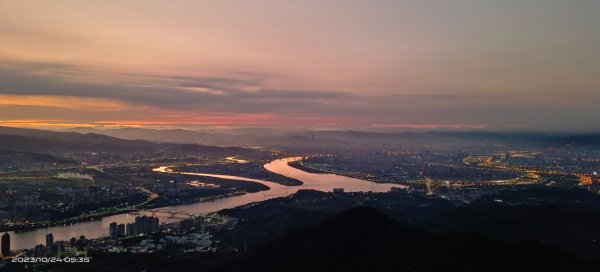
top-left (1, 0), bottom-right (600, 131)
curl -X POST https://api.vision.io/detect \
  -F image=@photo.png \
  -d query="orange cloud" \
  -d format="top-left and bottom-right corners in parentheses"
top-left (0, 94), bottom-right (140, 111)
top-left (0, 119), bottom-right (97, 128)
top-left (92, 114), bottom-right (279, 127)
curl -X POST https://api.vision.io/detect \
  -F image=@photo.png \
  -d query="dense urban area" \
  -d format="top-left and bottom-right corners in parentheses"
top-left (0, 127), bottom-right (599, 271)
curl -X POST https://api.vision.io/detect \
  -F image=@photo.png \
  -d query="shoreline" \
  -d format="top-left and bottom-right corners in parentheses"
top-left (4, 190), bottom-right (248, 234)
top-left (4, 167), bottom-right (277, 233)
top-left (6, 157), bottom-right (402, 250)
top-left (287, 160), bottom-right (391, 184)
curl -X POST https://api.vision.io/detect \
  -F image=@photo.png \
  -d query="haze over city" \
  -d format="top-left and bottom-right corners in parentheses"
top-left (1, 0), bottom-right (599, 131)
top-left (2, 2), bottom-right (600, 272)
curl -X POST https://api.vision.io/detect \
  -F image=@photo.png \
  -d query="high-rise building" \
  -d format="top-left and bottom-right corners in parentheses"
top-left (1, 233), bottom-right (10, 257)
top-left (141, 215), bottom-right (149, 233)
top-left (150, 216), bottom-right (160, 232)
top-left (135, 216), bottom-right (145, 233)
top-left (46, 233), bottom-right (54, 256)
top-left (109, 222), bottom-right (118, 239)
top-left (117, 224), bottom-right (125, 238)
top-left (126, 223), bottom-right (136, 236)
top-left (124, 216), bottom-right (160, 237)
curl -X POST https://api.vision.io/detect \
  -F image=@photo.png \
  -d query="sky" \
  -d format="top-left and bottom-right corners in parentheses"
top-left (1, 0), bottom-right (599, 131)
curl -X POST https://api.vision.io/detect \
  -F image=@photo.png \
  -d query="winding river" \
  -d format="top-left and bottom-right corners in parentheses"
top-left (6, 157), bottom-right (401, 250)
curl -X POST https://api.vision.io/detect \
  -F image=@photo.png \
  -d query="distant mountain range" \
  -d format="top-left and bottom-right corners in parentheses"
top-left (62, 126), bottom-right (600, 148)
top-left (1, 126), bottom-right (599, 157)
top-left (63, 127), bottom-right (261, 146)
top-left (0, 126), bottom-right (252, 156)
top-left (62, 127), bottom-right (348, 148)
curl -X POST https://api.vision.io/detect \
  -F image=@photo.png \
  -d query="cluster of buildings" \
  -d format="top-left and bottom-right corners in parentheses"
top-left (1, 232), bottom-right (71, 259)
top-left (61, 214), bottom-right (234, 255)
top-left (106, 214), bottom-right (237, 254)
top-left (0, 184), bottom-right (144, 225)
top-left (31, 233), bottom-right (63, 257)
top-left (163, 232), bottom-right (212, 252)
top-left (302, 151), bottom-right (515, 184)
top-left (2, 212), bottom-right (238, 260)
top-left (109, 215), bottom-right (160, 239)
top-left (437, 187), bottom-right (487, 203)
top-left (107, 231), bottom-right (214, 254)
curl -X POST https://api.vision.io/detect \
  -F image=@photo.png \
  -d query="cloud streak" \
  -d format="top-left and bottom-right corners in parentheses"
top-left (1, 0), bottom-right (600, 131)
top-left (0, 61), bottom-right (346, 112)
top-left (1, 60), bottom-right (599, 131)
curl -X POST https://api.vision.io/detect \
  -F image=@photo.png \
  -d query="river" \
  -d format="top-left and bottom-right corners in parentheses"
top-left (6, 157), bottom-right (401, 250)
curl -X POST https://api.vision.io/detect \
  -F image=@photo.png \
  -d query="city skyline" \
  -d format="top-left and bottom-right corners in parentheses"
top-left (1, 0), bottom-right (600, 131)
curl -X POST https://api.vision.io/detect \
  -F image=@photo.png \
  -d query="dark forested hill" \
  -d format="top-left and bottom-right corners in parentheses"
top-left (218, 206), bottom-right (594, 272)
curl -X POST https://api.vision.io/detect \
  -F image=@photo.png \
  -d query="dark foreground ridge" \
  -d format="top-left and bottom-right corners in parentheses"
top-left (33, 205), bottom-right (598, 272)
top-left (217, 206), bottom-right (595, 272)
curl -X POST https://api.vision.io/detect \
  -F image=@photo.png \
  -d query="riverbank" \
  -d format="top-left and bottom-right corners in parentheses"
top-left (173, 161), bottom-right (303, 186)
top-left (287, 160), bottom-right (329, 174)
top-left (2, 207), bottom-right (138, 233)
top-left (4, 189), bottom-right (251, 236)
top-left (7, 157), bottom-right (398, 250)
top-left (287, 160), bottom-right (391, 184)
top-left (2, 181), bottom-right (256, 234)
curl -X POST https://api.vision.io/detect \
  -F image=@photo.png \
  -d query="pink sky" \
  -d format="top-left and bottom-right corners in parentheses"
top-left (1, 1), bottom-right (599, 131)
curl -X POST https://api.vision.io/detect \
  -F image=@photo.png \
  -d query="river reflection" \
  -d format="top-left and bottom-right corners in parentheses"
top-left (6, 157), bottom-right (400, 250)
